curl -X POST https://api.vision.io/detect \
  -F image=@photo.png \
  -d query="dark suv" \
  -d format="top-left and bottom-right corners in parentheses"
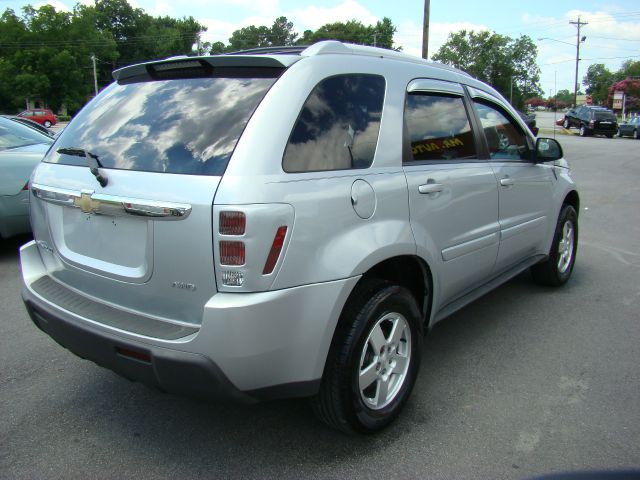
top-left (563, 106), bottom-right (617, 137)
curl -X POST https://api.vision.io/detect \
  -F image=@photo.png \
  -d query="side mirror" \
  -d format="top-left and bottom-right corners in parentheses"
top-left (535, 137), bottom-right (563, 162)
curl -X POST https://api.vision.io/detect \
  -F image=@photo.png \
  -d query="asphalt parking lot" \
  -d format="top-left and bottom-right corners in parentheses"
top-left (1, 134), bottom-right (639, 479)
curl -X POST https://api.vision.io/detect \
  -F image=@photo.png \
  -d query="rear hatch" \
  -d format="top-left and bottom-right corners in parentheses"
top-left (29, 58), bottom-right (286, 325)
top-left (593, 111), bottom-right (617, 132)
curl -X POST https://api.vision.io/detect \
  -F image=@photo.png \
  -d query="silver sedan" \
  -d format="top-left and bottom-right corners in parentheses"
top-left (0, 116), bottom-right (52, 239)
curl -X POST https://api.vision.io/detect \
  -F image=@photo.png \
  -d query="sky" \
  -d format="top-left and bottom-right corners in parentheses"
top-left (2, 0), bottom-right (640, 96)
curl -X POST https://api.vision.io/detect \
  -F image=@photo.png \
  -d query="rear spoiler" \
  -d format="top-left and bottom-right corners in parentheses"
top-left (113, 55), bottom-right (300, 83)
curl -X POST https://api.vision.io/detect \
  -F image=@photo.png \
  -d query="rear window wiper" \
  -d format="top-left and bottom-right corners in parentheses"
top-left (57, 147), bottom-right (109, 187)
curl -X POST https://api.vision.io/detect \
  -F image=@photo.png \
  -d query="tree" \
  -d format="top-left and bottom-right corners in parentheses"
top-left (224, 16), bottom-right (398, 52)
top-left (608, 78), bottom-right (640, 113)
top-left (297, 17), bottom-right (396, 49)
top-left (617, 60), bottom-right (640, 80)
top-left (583, 63), bottom-right (614, 105)
top-left (432, 30), bottom-right (542, 108)
top-left (554, 89), bottom-right (574, 105)
top-left (0, 0), bottom-right (206, 114)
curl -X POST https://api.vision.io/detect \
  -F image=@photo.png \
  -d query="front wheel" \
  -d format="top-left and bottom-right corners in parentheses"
top-left (43, 120), bottom-right (52, 128)
top-left (634, 129), bottom-right (639, 140)
top-left (579, 125), bottom-right (588, 137)
top-left (311, 279), bottom-right (423, 433)
top-left (563, 118), bottom-right (570, 129)
top-left (531, 204), bottom-right (578, 286)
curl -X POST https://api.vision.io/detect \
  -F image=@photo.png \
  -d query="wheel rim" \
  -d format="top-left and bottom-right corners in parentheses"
top-left (557, 220), bottom-right (575, 274)
top-left (358, 312), bottom-right (411, 410)
top-left (580, 126), bottom-right (585, 136)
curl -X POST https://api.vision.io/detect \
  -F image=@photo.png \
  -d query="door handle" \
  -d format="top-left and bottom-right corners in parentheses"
top-left (500, 177), bottom-right (515, 187)
top-left (418, 183), bottom-right (444, 194)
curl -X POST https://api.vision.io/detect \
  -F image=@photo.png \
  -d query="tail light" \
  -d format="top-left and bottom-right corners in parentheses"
top-left (219, 241), bottom-right (245, 265)
top-left (263, 227), bottom-right (288, 274)
top-left (219, 211), bottom-right (245, 235)
top-left (215, 205), bottom-right (294, 291)
top-left (218, 211), bottom-right (246, 286)
top-left (22, 182), bottom-right (29, 191)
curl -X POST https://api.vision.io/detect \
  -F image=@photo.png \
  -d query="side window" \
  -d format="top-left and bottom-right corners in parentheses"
top-left (404, 93), bottom-right (476, 162)
top-left (282, 74), bottom-right (385, 173)
top-left (473, 100), bottom-right (530, 161)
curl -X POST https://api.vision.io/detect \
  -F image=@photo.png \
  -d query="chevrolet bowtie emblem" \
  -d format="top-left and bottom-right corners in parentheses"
top-left (73, 192), bottom-right (101, 214)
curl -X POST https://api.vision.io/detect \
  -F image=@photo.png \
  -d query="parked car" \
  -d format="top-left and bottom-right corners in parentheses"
top-left (20, 41), bottom-right (579, 433)
top-left (0, 116), bottom-right (53, 239)
top-left (617, 116), bottom-right (640, 139)
top-left (17, 108), bottom-right (58, 128)
top-left (563, 105), bottom-right (617, 137)
top-left (517, 110), bottom-right (539, 136)
top-left (1, 115), bottom-right (56, 138)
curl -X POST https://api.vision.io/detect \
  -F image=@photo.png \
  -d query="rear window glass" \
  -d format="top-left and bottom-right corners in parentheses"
top-left (46, 76), bottom-right (277, 175)
top-left (594, 112), bottom-right (616, 121)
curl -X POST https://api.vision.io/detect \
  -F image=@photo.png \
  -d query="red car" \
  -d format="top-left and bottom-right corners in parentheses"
top-left (17, 108), bottom-right (57, 128)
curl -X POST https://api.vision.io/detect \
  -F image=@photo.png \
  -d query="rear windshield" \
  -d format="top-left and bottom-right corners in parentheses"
top-left (594, 112), bottom-right (616, 121)
top-left (45, 75), bottom-right (277, 175)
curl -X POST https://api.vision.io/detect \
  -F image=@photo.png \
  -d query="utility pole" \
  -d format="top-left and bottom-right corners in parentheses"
top-left (373, 32), bottom-right (378, 47)
top-left (422, 0), bottom-right (430, 59)
top-left (90, 54), bottom-right (98, 97)
top-left (510, 76), bottom-right (513, 104)
top-left (570, 16), bottom-right (588, 107)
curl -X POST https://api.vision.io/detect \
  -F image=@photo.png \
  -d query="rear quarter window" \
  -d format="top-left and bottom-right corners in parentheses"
top-left (282, 74), bottom-right (385, 173)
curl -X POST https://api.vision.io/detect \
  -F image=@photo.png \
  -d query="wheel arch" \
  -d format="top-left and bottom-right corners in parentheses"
top-left (563, 190), bottom-right (580, 216)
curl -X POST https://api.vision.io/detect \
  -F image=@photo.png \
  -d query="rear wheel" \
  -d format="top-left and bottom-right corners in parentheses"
top-left (43, 120), bottom-right (52, 128)
top-left (311, 279), bottom-right (423, 433)
top-left (634, 129), bottom-right (639, 140)
top-left (531, 204), bottom-right (578, 287)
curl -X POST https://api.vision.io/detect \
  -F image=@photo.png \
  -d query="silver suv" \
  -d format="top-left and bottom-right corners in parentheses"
top-left (20, 41), bottom-right (579, 433)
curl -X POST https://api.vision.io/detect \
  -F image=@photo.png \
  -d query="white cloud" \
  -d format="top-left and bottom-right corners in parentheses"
top-left (290, 0), bottom-right (378, 32)
top-left (526, 9), bottom-right (640, 94)
top-left (395, 20), bottom-right (488, 58)
top-left (33, 0), bottom-right (72, 12)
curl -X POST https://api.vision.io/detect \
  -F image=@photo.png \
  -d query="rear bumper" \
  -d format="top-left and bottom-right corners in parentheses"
top-left (23, 296), bottom-right (257, 402)
top-left (20, 240), bottom-right (359, 401)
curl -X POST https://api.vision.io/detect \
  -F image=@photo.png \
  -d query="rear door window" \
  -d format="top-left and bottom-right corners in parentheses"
top-left (404, 93), bottom-right (477, 162)
top-left (46, 74), bottom-right (278, 176)
top-left (282, 74), bottom-right (385, 172)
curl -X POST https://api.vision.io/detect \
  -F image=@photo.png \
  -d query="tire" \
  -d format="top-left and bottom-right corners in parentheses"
top-left (606, 133), bottom-right (613, 139)
top-left (43, 120), bottom-right (52, 128)
top-left (563, 118), bottom-right (570, 129)
top-left (311, 278), bottom-right (423, 433)
top-left (531, 204), bottom-right (578, 287)
top-left (579, 125), bottom-right (587, 137)
top-left (634, 129), bottom-right (639, 140)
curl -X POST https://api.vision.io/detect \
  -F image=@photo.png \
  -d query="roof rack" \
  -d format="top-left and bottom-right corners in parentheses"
top-left (226, 45), bottom-right (308, 56)
top-left (223, 41), bottom-right (470, 77)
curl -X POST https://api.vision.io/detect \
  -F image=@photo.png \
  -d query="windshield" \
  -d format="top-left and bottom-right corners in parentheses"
top-left (0, 116), bottom-right (53, 150)
top-left (46, 75), bottom-right (277, 176)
